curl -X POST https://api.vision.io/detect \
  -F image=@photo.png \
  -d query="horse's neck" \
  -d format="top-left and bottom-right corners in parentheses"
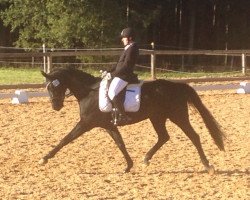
top-left (68, 77), bottom-right (99, 101)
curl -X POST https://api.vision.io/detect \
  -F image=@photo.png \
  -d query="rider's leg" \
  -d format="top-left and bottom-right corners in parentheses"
top-left (108, 77), bottom-right (128, 101)
top-left (113, 89), bottom-right (126, 112)
top-left (108, 77), bottom-right (131, 125)
top-left (111, 92), bottom-right (132, 125)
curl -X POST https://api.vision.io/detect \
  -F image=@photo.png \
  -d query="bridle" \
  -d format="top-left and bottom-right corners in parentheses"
top-left (46, 79), bottom-right (69, 101)
top-left (65, 89), bottom-right (73, 98)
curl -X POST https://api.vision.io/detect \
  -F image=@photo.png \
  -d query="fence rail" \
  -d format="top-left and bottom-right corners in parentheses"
top-left (0, 49), bottom-right (249, 78)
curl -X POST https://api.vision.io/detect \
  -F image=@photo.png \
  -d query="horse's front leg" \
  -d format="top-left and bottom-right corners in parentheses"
top-left (106, 126), bottom-right (133, 173)
top-left (39, 120), bottom-right (90, 165)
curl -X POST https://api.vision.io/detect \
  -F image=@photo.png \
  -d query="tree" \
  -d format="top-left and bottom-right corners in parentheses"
top-left (0, 0), bottom-right (14, 50)
top-left (0, 0), bottom-right (127, 49)
top-left (1, 0), bottom-right (250, 51)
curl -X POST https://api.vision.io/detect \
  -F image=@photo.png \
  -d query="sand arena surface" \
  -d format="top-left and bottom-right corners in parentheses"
top-left (0, 88), bottom-right (249, 199)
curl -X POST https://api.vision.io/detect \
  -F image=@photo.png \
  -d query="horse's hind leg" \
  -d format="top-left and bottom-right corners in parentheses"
top-left (171, 113), bottom-right (215, 174)
top-left (144, 116), bottom-right (170, 165)
top-left (106, 126), bottom-right (133, 173)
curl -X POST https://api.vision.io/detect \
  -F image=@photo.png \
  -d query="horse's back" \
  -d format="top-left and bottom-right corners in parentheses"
top-left (142, 79), bottom-right (190, 97)
top-left (140, 79), bottom-right (192, 114)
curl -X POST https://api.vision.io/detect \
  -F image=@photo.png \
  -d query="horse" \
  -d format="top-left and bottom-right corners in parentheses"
top-left (39, 67), bottom-right (225, 174)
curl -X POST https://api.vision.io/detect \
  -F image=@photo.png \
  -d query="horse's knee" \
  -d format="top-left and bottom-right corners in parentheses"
top-left (162, 134), bottom-right (170, 143)
top-left (157, 134), bottom-right (170, 145)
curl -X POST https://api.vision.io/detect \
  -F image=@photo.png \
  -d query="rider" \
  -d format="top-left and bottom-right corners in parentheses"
top-left (108, 27), bottom-right (139, 125)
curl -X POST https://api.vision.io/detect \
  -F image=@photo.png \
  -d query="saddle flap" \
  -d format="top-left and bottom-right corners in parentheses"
top-left (99, 80), bottom-right (143, 112)
top-left (124, 82), bottom-right (143, 112)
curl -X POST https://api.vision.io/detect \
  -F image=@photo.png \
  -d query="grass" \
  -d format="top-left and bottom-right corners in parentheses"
top-left (0, 67), bottom-right (45, 84)
top-left (0, 66), bottom-right (246, 85)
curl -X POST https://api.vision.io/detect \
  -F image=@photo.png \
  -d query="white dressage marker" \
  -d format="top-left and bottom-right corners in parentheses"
top-left (236, 82), bottom-right (250, 94)
top-left (11, 90), bottom-right (29, 104)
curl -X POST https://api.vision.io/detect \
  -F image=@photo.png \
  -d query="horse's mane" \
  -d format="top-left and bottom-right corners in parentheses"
top-left (50, 66), bottom-right (99, 86)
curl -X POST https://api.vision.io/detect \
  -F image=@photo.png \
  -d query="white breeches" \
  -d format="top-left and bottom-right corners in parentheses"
top-left (108, 77), bottom-right (128, 100)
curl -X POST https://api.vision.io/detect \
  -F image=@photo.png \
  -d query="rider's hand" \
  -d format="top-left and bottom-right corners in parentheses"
top-left (100, 70), bottom-right (107, 78)
top-left (100, 70), bottom-right (111, 80)
top-left (106, 72), bottom-right (111, 80)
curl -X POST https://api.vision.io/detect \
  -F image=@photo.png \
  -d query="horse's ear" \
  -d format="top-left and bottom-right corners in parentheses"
top-left (41, 71), bottom-right (51, 80)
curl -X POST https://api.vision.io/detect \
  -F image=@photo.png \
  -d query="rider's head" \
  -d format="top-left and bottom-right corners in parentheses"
top-left (120, 27), bottom-right (134, 46)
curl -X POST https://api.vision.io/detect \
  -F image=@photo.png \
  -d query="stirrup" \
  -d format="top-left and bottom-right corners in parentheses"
top-left (111, 108), bottom-right (119, 126)
top-left (111, 108), bottom-right (131, 126)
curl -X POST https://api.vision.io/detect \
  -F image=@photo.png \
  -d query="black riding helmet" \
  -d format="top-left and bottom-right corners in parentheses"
top-left (120, 27), bottom-right (134, 38)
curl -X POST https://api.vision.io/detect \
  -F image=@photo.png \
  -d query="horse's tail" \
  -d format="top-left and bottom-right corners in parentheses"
top-left (187, 85), bottom-right (225, 151)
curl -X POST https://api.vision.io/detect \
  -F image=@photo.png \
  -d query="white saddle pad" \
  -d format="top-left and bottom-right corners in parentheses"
top-left (99, 79), bottom-right (142, 112)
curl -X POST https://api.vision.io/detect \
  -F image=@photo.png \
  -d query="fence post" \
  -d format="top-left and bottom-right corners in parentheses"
top-left (241, 53), bottom-right (246, 75)
top-left (43, 44), bottom-right (46, 72)
top-left (32, 57), bottom-right (34, 68)
top-left (151, 42), bottom-right (156, 79)
top-left (47, 54), bottom-right (52, 73)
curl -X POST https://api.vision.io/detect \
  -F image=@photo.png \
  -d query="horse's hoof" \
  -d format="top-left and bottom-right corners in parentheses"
top-left (123, 163), bottom-right (133, 173)
top-left (124, 168), bottom-right (130, 173)
top-left (123, 166), bottom-right (132, 173)
top-left (206, 165), bottom-right (215, 175)
top-left (38, 158), bottom-right (48, 165)
top-left (143, 159), bottom-right (150, 166)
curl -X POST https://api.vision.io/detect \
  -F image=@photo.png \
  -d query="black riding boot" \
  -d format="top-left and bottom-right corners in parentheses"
top-left (111, 90), bottom-right (131, 126)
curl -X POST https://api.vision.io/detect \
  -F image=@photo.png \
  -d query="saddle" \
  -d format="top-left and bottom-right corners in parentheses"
top-left (99, 78), bottom-right (143, 113)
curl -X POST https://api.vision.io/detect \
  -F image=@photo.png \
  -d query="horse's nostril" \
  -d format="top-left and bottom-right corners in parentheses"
top-left (52, 102), bottom-right (63, 111)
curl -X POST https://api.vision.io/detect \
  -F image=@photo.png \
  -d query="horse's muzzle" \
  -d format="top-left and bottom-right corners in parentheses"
top-left (51, 100), bottom-right (63, 111)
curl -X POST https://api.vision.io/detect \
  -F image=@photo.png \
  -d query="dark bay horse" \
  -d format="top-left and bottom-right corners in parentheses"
top-left (40, 67), bottom-right (225, 174)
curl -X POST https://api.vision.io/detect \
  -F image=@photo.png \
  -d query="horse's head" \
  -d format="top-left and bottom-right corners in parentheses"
top-left (41, 71), bottom-right (68, 111)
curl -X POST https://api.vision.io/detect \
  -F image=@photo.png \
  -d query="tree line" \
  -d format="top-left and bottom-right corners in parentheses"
top-left (1, 0), bottom-right (250, 51)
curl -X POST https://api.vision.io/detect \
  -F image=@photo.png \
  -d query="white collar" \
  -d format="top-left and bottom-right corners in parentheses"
top-left (124, 42), bottom-right (134, 50)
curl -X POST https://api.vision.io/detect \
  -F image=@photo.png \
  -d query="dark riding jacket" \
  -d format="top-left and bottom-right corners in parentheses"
top-left (110, 42), bottom-right (139, 83)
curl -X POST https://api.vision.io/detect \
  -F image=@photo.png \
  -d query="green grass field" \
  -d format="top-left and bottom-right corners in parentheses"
top-left (0, 67), bottom-right (245, 85)
top-left (0, 68), bottom-right (44, 84)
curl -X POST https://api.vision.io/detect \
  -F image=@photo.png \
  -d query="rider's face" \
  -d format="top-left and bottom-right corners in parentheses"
top-left (121, 37), bottom-right (129, 46)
